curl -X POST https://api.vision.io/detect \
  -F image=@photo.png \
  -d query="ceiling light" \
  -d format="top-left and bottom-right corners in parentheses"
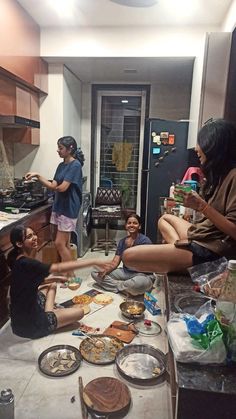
top-left (110, 0), bottom-right (158, 7)
top-left (121, 99), bottom-right (129, 103)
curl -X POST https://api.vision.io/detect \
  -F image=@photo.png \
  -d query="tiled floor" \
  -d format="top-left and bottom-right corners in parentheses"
top-left (0, 250), bottom-right (172, 419)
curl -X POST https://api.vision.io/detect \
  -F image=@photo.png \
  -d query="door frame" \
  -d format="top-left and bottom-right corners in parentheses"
top-left (94, 89), bottom-right (147, 214)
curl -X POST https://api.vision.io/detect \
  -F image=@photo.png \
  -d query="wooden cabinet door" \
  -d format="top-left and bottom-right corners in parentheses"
top-left (16, 86), bottom-right (31, 119)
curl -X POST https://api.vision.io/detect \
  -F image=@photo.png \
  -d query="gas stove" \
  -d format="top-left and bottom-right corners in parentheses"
top-left (0, 196), bottom-right (48, 211)
top-left (0, 179), bottom-right (49, 211)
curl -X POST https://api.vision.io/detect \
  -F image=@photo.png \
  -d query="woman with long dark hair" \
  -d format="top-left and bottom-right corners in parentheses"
top-left (25, 136), bottom-right (85, 275)
top-left (7, 225), bottom-right (106, 339)
top-left (122, 119), bottom-right (236, 273)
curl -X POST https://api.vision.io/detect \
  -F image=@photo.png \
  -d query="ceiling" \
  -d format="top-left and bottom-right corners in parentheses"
top-left (16, 0), bottom-right (233, 83)
top-left (16, 0), bottom-right (233, 28)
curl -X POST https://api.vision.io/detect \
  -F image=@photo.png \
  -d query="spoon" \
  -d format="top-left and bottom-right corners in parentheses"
top-left (78, 331), bottom-right (105, 349)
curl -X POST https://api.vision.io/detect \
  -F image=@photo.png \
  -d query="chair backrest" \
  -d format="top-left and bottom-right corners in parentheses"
top-left (95, 187), bottom-right (122, 206)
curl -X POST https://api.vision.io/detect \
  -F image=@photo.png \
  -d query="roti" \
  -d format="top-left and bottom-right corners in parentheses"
top-left (93, 294), bottom-right (113, 305)
top-left (72, 295), bottom-right (93, 305)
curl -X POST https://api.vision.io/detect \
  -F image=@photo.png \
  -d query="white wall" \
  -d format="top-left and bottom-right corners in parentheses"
top-left (14, 65), bottom-right (82, 179)
top-left (222, 0), bottom-right (236, 31)
top-left (41, 26), bottom-right (217, 58)
top-left (63, 66), bottom-right (82, 143)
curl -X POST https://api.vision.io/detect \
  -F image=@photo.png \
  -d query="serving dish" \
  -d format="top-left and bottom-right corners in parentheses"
top-left (116, 344), bottom-right (166, 381)
top-left (38, 344), bottom-right (82, 377)
top-left (119, 300), bottom-right (145, 319)
top-left (79, 334), bottom-right (123, 364)
top-left (174, 292), bottom-right (212, 315)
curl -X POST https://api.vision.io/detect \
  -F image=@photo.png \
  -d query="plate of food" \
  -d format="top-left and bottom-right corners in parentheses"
top-left (93, 293), bottom-right (113, 305)
top-left (79, 335), bottom-right (124, 364)
top-left (119, 300), bottom-right (145, 319)
top-left (72, 294), bottom-right (93, 305)
top-left (38, 344), bottom-right (82, 377)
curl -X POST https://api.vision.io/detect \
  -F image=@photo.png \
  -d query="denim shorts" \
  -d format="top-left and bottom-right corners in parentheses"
top-left (50, 212), bottom-right (77, 232)
top-left (188, 242), bottom-right (220, 266)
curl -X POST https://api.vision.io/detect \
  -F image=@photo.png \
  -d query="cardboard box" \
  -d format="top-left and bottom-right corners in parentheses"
top-left (40, 242), bottom-right (77, 264)
top-left (144, 292), bottom-right (161, 315)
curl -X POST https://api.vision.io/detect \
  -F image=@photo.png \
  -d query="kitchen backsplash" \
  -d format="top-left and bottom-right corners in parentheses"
top-left (0, 128), bottom-right (14, 189)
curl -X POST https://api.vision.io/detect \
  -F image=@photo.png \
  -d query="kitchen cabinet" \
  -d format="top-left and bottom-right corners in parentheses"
top-left (3, 127), bottom-right (40, 145)
top-left (0, 204), bottom-right (52, 328)
top-left (188, 32), bottom-right (231, 148)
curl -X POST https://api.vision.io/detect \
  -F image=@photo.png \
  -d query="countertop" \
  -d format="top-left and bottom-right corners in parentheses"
top-left (167, 272), bottom-right (236, 394)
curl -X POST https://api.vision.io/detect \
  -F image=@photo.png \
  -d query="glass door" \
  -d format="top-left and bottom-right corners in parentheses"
top-left (94, 89), bottom-right (146, 214)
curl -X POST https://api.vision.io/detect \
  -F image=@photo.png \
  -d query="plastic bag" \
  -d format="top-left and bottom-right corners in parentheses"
top-left (167, 302), bottom-right (227, 364)
top-left (188, 257), bottom-right (228, 298)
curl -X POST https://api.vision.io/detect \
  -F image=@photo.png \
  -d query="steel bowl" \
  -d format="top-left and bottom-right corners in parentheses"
top-left (119, 300), bottom-right (145, 319)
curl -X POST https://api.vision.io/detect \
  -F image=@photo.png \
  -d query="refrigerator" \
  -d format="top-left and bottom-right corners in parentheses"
top-left (141, 118), bottom-right (189, 243)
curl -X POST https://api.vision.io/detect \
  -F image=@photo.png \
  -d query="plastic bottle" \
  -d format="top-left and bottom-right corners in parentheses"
top-left (169, 182), bottom-right (175, 198)
top-left (216, 260), bottom-right (236, 362)
top-left (0, 389), bottom-right (14, 419)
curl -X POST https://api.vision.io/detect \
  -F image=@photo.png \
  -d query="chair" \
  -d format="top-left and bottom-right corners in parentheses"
top-left (91, 187), bottom-right (122, 256)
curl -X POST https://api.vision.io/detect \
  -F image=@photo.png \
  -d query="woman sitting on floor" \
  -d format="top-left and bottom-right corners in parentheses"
top-left (91, 213), bottom-right (155, 295)
top-left (122, 119), bottom-right (236, 273)
top-left (7, 225), bottom-right (106, 339)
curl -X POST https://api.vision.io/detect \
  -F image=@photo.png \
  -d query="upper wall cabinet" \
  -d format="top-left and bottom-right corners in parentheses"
top-left (0, 0), bottom-right (48, 93)
top-left (188, 32), bottom-right (231, 148)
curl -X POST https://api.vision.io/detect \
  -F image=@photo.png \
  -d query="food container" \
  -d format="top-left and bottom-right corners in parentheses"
top-left (116, 344), bottom-right (166, 381)
top-left (119, 300), bottom-right (145, 319)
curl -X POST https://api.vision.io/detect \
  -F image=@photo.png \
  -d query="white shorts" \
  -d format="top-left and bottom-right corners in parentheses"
top-left (50, 212), bottom-right (77, 232)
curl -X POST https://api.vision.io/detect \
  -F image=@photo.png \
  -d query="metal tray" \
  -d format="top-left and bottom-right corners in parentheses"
top-left (38, 344), bottom-right (82, 377)
top-left (79, 335), bottom-right (124, 365)
top-left (116, 344), bottom-right (166, 381)
top-left (174, 293), bottom-right (212, 315)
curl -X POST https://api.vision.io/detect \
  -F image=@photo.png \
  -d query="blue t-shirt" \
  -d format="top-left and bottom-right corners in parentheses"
top-left (116, 233), bottom-right (152, 273)
top-left (53, 159), bottom-right (82, 218)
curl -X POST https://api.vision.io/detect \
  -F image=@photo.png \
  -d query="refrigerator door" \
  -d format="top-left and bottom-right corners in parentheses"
top-left (141, 119), bottom-right (189, 243)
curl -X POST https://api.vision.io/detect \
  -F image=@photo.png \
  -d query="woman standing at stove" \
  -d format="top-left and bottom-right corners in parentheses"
top-left (25, 136), bottom-right (84, 274)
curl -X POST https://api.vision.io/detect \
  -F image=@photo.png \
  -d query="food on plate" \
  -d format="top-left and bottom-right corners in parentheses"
top-left (80, 336), bottom-right (123, 363)
top-left (68, 282), bottom-right (81, 290)
top-left (126, 305), bottom-right (143, 315)
top-left (93, 294), bottom-right (113, 305)
top-left (152, 367), bottom-right (161, 376)
top-left (72, 295), bottom-right (93, 305)
top-left (46, 350), bottom-right (77, 374)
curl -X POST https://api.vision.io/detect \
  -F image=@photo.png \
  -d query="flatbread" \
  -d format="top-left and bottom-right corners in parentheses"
top-left (72, 295), bottom-right (93, 305)
top-left (93, 294), bottom-right (113, 305)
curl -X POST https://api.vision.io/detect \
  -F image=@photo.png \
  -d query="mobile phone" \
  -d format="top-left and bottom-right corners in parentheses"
top-left (174, 239), bottom-right (190, 248)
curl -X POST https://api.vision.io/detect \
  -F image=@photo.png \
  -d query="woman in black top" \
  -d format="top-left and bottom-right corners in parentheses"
top-left (7, 225), bottom-right (106, 339)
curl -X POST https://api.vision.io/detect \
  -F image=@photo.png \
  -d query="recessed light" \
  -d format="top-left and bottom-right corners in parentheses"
top-left (123, 69), bottom-right (137, 73)
top-left (110, 0), bottom-right (157, 7)
top-left (121, 99), bottom-right (129, 103)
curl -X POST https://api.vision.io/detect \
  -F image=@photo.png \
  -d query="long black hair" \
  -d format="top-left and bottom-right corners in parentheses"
top-left (125, 213), bottom-right (141, 225)
top-left (197, 119), bottom-right (236, 200)
top-left (57, 136), bottom-right (85, 166)
top-left (7, 225), bottom-right (27, 269)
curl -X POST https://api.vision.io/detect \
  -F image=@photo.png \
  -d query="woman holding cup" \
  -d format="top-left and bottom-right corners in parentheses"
top-left (122, 119), bottom-right (236, 273)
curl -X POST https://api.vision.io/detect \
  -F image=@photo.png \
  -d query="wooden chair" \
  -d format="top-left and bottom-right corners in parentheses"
top-left (91, 187), bottom-right (122, 256)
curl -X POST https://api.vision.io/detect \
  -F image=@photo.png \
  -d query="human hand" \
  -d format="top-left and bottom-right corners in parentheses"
top-left (175, 189), bottom-right (206, 211)
top-left (25, 172), bottom-right (39, 180)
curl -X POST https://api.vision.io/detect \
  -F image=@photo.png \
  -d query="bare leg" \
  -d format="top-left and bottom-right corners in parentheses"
top-left (55, 230), bottom-right (75, 277)
top-left (43, 282), bottom-right (84, 328)
top-left (54, 306), bottom-right (84, 329)
top-left (122, 243), bottom-right (193, 273)
top-left (158, 214), bottom-right (191, 244)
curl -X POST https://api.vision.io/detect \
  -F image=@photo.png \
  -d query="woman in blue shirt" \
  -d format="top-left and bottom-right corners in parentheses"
top-left (91, 213), bottom-right (154, 295)
top-left (25, 136), bottom-right (84, 271)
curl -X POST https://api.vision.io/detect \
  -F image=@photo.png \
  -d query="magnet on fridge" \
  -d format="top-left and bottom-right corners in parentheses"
top-left (151, 131), bottom-right (157, 137)
top-left (168, 134), bottom-right (175, 145)
top-left (153, 135), bottom-right (161, 144)
top-left (152, 147), bottom-right (161, 155)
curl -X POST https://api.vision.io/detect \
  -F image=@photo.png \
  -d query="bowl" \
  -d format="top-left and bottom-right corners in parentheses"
top-left (119, 300), bottom-right (145, 319)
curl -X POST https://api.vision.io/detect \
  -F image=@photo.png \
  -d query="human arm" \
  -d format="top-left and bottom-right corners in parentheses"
top-left (24, 172), bottom-right (71, 193)
top-left (176, 189), bottom-right (236, 241)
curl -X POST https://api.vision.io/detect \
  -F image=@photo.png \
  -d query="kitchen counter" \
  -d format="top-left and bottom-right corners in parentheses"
top-left (166, 273), bottom-right (236, 419)
top-left (0, 204), bottom-right (52, 327)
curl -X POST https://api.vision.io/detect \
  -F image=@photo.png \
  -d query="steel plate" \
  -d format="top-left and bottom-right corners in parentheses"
top-left (116, 344), bottom-right (166, 381)
top-left (80, 335), bottom-right (124, 365)
top-left (38, 344), bottom-right (82, 377)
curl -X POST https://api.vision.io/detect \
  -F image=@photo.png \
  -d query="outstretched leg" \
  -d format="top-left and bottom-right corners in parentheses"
top-left (123, 243), bottom-right (193, 273)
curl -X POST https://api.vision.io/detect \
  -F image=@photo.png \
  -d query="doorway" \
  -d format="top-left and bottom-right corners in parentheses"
top-left (92, 86), bottom-right (149, 214)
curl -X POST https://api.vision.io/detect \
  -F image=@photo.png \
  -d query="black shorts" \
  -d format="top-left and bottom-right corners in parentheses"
top-left (188, 242), bottom-right (220, 266)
